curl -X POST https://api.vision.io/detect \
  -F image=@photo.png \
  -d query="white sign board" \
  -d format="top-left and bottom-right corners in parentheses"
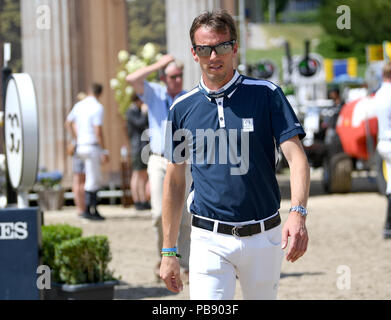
top-left (4, 74), bottom-right (39, 197)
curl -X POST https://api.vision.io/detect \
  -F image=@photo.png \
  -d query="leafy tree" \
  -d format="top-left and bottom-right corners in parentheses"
top-left (0, 0), bottom-right (21, 72)
top-left (318, 0), bottom-right (391, 63)
top-left (261, 0), bottom-right (289, 22)
top-left (127, 0), bottom-right (166, 55)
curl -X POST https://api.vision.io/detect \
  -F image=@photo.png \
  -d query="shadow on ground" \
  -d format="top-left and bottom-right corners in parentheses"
top-left (278, 174), bottom-right (378, 200)
top-left (280, 271), bottom-right (324, 279)
top-left (114, 282), bottom-right (178, 300)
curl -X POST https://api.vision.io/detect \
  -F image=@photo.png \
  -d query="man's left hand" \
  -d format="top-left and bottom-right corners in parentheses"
top-left (281, 212), bottom-right (308, 262)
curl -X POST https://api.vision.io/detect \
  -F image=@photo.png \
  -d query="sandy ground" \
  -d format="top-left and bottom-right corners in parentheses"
top-left (43, 169), bottom-right (391, 300)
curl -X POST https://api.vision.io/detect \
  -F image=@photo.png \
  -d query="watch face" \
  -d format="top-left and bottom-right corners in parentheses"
top-left (290, 206), bottom-right (307, 216)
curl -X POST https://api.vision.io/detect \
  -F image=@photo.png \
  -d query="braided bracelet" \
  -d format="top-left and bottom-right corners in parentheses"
top-left (161, 251), bottom-right (182, 258)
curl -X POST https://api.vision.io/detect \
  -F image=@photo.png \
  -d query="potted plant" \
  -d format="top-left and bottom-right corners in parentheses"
top-left (41, 224), bottom-right (119, 300)
top-left (35, 170), bottom-right (64, 211)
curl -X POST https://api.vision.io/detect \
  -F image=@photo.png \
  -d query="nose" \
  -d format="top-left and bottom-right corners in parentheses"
top-left (210, 48), bottom-right (218, 60)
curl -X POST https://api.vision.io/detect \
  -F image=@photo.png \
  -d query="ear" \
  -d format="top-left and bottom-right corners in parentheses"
top-left (191, 47), bottom-right (199, 63)
top-left (232, 42), bottom-right (238, 59)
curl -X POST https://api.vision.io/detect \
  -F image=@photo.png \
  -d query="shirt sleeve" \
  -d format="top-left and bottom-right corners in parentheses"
top-left (271, 87), bottom-right (306, 146)
top-left (67, 107), bottom-right (75, 122)
top-left (164, 106), bottom-right (191, 163)
top-left (139, 81), bottom-right (162, 111)
top-left (164, 108), bottom-right (179, 162)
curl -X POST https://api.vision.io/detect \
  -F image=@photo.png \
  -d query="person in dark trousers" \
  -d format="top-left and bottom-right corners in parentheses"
top-left (126, 94), bottom-right (151, 210)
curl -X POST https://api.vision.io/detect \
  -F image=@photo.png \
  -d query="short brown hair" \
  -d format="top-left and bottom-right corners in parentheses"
top-left (91, 83), bottom-right (103, 97)
top-left (189, 10), bottom-right (237, 45)
top-left (383, 62), bottom-right (391, 80)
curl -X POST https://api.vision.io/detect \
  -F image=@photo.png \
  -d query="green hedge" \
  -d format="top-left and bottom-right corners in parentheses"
top-left (42, 224), bottom-right (82, 282)
top-left (55, 236), bottom-right (114, 285)
top-left (41, 224), bottom-right (115, 284)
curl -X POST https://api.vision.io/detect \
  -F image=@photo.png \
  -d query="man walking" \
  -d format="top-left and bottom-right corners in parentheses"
top-left (65, 83), bottom-right (109, 221)
top-left (126, 55), bottom-right (192, 279)
top-left (160, 10), bottom-right (310, 299)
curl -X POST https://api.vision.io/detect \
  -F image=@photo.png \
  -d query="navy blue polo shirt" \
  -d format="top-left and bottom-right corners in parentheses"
top-left (164, 71), bottom-right (305, 222)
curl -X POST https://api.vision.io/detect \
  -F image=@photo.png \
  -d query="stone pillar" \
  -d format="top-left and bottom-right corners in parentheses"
top-left (21, 0), bottom-right (128, 187)
top-left (165, 0), bottom-right (236, 90)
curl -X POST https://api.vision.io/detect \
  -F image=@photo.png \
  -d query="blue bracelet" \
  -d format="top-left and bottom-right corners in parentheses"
top-left (161, 247), bottom-right (177, 253)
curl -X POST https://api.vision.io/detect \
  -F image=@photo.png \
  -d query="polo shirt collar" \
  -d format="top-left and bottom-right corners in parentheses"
top-left (166, 89), bottom-right (187, 105)
top-left (199, 70), bottom-right (242, 99)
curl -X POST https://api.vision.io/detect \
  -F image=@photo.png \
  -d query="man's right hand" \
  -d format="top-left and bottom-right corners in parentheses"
top-left (125, 54), bottom-right (175, 96)
top-left (157, 54), bottom-right (175, 69)
top-left (160, 256), bottom-right (183, 293)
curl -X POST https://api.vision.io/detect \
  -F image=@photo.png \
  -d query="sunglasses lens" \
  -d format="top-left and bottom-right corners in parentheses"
top-left (196, 46), bottom-right (211, 57)
top-left (216, 43), bottom-right (234, 55)
top-left (170, 74), bottom-right (183, 80)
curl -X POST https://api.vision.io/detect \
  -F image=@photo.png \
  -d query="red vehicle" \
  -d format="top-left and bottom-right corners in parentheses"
top-left (323, 94), bottom-right (386, 193)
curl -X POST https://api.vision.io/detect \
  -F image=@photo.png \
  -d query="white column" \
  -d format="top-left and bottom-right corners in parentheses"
top-left (166, 0), bottom-right (235, 91)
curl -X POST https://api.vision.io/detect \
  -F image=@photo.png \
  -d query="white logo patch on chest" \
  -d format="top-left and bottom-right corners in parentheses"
top-left (242, 118), bottom-right (254, 132)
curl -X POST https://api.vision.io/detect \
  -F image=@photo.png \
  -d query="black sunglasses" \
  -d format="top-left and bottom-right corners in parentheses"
top-left (168, 73), bottom-right (183, 80)
top-left (193, 40), bottom-right (236, 57)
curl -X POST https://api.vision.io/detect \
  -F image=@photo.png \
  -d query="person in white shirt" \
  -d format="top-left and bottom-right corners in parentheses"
top-left (65, 92), bottom-right (87, 217)
top-left (65, 83), bottom-right (109, 220)
top-left (375, 62), bottom-right (391, 239)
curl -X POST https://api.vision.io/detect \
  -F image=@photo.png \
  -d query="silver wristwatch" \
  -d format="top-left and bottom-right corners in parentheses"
top-left (289, 205), bottom-right (308, 217)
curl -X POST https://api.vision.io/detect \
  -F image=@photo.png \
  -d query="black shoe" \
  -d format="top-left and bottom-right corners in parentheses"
top-left (91, 209), bottom-right (105, 221)
top-left (134, 202), bottom-right (144, 211)
top-left (141, 202), bottom-right (151, 210)
top-left (80, 211), bottom-right (99, 220)
top-left (85, 191), bottom-right (104, 220)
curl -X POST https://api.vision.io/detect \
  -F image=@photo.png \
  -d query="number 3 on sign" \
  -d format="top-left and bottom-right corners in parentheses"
top-left (7, 114), bottom-right (21, 154)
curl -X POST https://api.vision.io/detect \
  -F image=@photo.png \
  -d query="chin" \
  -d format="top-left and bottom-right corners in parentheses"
top-left (206, 72), bottom-right (226, 84)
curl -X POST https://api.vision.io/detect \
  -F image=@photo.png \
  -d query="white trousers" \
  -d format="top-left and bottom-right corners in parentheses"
top-left (76, 145), bottom-right (103, 192)
top-left (189, 214), bottom-right (284, 300)
top-left (147, 154), bottom-right (192, 270)
top-left (377, 140), bottom-right (391, 195)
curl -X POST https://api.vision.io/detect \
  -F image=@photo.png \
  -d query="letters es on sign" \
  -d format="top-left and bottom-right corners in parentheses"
top-left (0, 222), bottom-right (28, 240)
